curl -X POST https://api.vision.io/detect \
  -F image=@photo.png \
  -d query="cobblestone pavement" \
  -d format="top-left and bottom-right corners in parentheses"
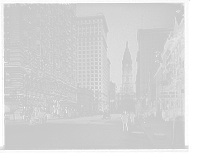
top-left (4, 114), bottom-right (154, 150)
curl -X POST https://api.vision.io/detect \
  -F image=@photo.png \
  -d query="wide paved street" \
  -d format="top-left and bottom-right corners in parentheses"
top-left (4, 114), bottom-right (156, 150)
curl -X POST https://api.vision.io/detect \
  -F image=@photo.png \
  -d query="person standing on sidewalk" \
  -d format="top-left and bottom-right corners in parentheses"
top-left (165, 104), bottom-right (169, 121)
top-left (121, 111), bottom-right (129, 132)
top-left (130, 112), bottom-right (135, 125)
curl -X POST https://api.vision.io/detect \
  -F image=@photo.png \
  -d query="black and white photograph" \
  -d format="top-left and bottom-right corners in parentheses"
top-left (1, 1), bottom-right (189, 152)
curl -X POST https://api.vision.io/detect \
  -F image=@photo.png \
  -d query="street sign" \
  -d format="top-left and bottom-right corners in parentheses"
top-left (161, 80), bottom-right (168, 86)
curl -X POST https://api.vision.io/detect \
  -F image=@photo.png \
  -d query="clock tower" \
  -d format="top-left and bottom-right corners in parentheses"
top-left (122, 41), bottom-right (134, 97)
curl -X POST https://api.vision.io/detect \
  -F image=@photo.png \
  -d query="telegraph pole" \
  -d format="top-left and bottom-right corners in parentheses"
top-left (117, 93), bottom-right (119, 112)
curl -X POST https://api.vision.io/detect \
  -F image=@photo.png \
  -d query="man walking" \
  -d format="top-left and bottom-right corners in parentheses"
top-left (121, 111), bottom-right (128, 132)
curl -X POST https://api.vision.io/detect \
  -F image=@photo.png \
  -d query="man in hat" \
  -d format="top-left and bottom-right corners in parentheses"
top-left (121, 111), bottom-right (128, 132)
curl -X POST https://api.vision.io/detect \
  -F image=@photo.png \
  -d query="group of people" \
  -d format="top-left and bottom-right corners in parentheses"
top-left (121, 111), bottom-right (136, 132)
top-left (103, 110), bottom-right (111, 119)
top-left (21, 105), bottom-right (46, 121)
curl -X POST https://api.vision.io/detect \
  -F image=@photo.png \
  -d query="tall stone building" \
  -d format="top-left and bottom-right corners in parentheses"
top-left (77, 87), bottom-right (94, 116)
top-left (4, 4), bottom-right (77, 119)
top-left (122, 42), bottom-right (133, 95)
top-left (76, 14), bottom-right (109, 111)
top-left (120, 42), bottom-right (135, 111)
top-left (136, 28), bottom-right (173, 99)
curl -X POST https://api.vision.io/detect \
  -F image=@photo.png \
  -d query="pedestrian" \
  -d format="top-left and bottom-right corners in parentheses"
top-left (165, 104), bottom-right (169, 121)
top-left (121, 111), bottom-right (129, 132)
top-left (142, 111), bottom-right (146, 124)
top-left (153, 105), bottom-right (157, 117)
top-left (161, 109), bottom-right (165, 120)
top-left (130, 112), bottom-right (135, 125)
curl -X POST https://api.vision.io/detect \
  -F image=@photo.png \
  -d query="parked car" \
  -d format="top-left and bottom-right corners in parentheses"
top-left (29, 107), bottom-right (47, 125)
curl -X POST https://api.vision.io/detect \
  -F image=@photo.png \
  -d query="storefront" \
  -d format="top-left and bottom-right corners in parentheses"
top-left (59, 100), bottom-right (78, 117)
top-left (23, 100), bottom-right (47, 111)
top-left (46, 99), bottom-right (55, 113)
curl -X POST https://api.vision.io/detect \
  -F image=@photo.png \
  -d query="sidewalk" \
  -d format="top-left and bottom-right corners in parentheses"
top-left (136, 117), bottom-right (186, 149)
top-left (4, 113), bottom-right (102, 125)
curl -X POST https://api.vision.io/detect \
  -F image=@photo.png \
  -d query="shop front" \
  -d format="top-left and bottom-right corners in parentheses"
top-left (59, 100), bottom-right (79, 118)
top-left (46, 99), bottom-right (55, 113)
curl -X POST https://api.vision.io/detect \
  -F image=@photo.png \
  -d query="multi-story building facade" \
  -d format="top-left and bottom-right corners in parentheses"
top-left (76, 14), bottom-right (109, 111)
top-left (109, 81), bottom-right (116, 113)
top-left (148, 70), bottom-right (156, 110)
top-left (119, 42), bottom-right (135, 112)
top-left (136, 28), bottom-right (173, 99)
top-left (77, 88), bottom-right (96, 114)
top-left (154, 18), bottom-right (185, 120)
top-left (121, 42), bottom-right (134, 98)
top-left (4, 4), bottom-right (77, 120)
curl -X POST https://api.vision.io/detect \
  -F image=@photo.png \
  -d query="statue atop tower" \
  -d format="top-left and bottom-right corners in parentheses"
top-left (119, 42), bottom-right (135, 113)
top-left (121, 41), bottom-right (134, 97)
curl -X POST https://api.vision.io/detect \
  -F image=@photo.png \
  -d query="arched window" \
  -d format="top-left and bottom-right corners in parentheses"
top-left (5, 72), bottom-right (10, 82)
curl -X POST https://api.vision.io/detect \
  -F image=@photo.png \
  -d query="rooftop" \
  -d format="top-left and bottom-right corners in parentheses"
top-left (76, 14), bottom-right (109, 34)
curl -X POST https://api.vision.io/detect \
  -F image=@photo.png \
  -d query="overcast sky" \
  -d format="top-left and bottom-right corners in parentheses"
top-left (76, 3), bottom-right (180, 91)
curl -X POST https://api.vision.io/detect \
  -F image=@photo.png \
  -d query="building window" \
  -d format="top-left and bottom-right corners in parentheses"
top-left (4, 49), bottom-right (10, 62)
top-left (33, 77), bottom-right (35, 89)
top-left (5, 72), bottom-right (10, 82)
top-left (23, 74), bottom-right (26, 87)
top-left (28, 76), bottom-right (31, 89)
top-left (23, 19), bottom-right (27, 28)
top-left (23, 34), bottom-right (27, 46)
top-left (6, 32), bottom-right (10, 43)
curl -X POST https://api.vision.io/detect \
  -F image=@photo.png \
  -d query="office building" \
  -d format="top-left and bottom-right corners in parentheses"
top-left (77, 87), bottom-right (96, 115)
top-left (154, 18), bottom-right (185, 120)
top-left (4, 4), bottom-right (77, 119)
top-left (117, 42), bottom-right (136, 112)
top-left (76, 14), bottom-right (109, 111)
top-left (136, 28), bottom-right (173, 99)
top-left (109, 81), bottom-right (117, 112)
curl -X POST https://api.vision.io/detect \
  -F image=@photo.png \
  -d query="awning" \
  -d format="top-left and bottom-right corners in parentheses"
top-left (59, 100), bottom-right (78, 106)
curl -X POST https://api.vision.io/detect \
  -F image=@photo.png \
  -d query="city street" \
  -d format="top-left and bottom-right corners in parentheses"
top-left (4, 114), bottom-right (156, 150)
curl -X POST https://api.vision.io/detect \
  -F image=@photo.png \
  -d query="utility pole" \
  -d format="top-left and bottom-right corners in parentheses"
top-left (117, 93), bottom-right (119, 112)
top-left (108, 91), bottom-right (111, 112)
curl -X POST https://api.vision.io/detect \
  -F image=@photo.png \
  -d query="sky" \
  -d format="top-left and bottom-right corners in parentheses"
top-left (76, 3), bottom-right (180, 91)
